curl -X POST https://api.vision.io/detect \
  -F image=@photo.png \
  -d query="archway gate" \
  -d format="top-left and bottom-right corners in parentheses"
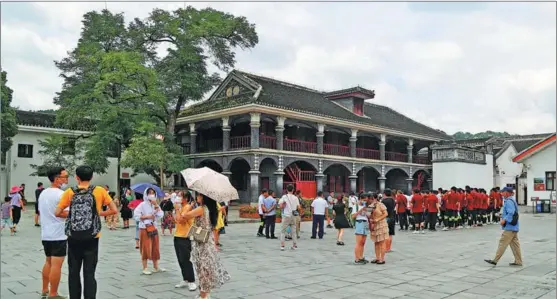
top-left (284, 163), bottom-right (317, 198)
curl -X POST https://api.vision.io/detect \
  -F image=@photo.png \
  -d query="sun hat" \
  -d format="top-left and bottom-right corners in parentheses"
top-left (9, 186), bottom-right (22, 194)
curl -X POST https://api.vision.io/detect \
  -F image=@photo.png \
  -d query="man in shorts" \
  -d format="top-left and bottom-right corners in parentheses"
top-left (39, 167), bottom-right (69, 299)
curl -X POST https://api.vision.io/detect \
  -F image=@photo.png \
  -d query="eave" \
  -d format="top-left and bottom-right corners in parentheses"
top-left (512, 134), bottom-right (556, 163)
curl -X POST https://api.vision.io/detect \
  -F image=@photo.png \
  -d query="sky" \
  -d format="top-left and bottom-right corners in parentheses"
top-left (1, 2), bottom-right (556, 135)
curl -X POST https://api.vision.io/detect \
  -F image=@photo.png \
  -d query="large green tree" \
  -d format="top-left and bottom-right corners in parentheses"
top-left (1, 71), bottom-right (18, 156)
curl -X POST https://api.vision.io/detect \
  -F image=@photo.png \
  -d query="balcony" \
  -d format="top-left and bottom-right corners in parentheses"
top-left (385, 151), bottom-right (407, 162)
top-left (198, 139), bottom-right (222, 153)
top-left (260, 135), bottom-right (277, 149)
top-left (284, 138), bottom-right (317, 153)
top-left (413, 155), bottom-right (429, 164)
top-left (230, 135), bottom-right (251, 150)
top-left (356, 148), bottom-right (380, 160)
top-left (324, 143), bottom-right (350, 157)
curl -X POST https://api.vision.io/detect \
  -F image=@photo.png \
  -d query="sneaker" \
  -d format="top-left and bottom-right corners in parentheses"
top-left (291, 245), bottom-right (297, 250)
top-left (442, 227), bottom-right (448, 231)
top-left (188, 282), bottom-right (197, 291)
top-left (413, 231), bottom-right (419, 234)
top-left (142, 269), bottom-right (152, 275)
top-left (420, 230), bottom-right (425, 234)
top-left (152, 267), bottom-right (166, 273)
top-left (280, 246), bottom-right (285, 251)
top-left (175, 281), bottom-right (188, 288)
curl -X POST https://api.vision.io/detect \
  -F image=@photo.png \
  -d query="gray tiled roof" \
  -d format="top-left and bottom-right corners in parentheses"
top-left (16, 110), bottom-right (95, 131)
top-left (511, 139), bottom-right (543, 153)
top-left (181, 70), bottom-right (451, 140)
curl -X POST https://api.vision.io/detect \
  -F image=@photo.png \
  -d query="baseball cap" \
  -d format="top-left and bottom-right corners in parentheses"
top-left (501, 186), bottom-right (514, 193)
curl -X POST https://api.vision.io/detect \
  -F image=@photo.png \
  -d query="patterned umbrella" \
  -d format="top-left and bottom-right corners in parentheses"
top-left (180, 167), bottom-right (239, 203)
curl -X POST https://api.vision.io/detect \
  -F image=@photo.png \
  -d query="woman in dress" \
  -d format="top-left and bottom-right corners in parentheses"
top-left (332, 197), bottom-right (350, 246)
top-left (368, 193), bottom-right (389, 264)
top-left (181, 193), bottom-right (230, 299)
top-left (8, 186), bottom-right (25, 232)
top-left (120, 188), bottom-right (134, 229)
top-left (107, 191), bottom-right (120, 230)
top-left (133, 188), bottom-right (164, 275)
top-left (160, 193), bottom-right (175, 236)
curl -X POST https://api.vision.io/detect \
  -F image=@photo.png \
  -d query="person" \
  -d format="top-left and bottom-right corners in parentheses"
top-left (348, 192), bottom-right (358, 227)
top-left (410, 189), bottom-right (425, 234)
top-left (119, 188), bottom-right (133, 229)
top-left (213, 202), bottom-right (226, 248)
top-left (310, 191), bottom-right (328, 240)
top-left (278, 184), bottom-right (300, 251)
top-left (263, 190), bottom-right (277, 239)
top-left (332, 195), bottom-right (350, 245)
top-left (1, 196), bottom-right (14, 236)
top-left (352, 193), bottom-right (369, 264)
top-left (369, 193), bottom-right (388, 264)
top-left (134, 188), bottom-right (165, 275)
top-left (106, 191), bottom-right (120, 230)
top-left (39, 167), bottom-right (70, 299)
top-left (484, 187), bottom-right (522, 266)
top-left (35, 182), bottom-right (45, 227)
top-left (160, 193), bottom-right (175, 236)
top-left (326, 191), bottom-right (335, 228)
top-left (181, 193), bottom-right (230, 299)
top-left (129, 195), bottom-right (143, 249)
top-left (19, 183), bottom-right (27, 205)
top-left (381, 189), bottom-right (396, 252)
top-left (425, 190), bottom-right (439, 232)
top-left (173, 191), bottom-right (197, 291)
top-left (395, 190), bottom-right (408, 231)
top-left (55, 165), bottom-right (118, 299)
top-left (257, 189), bottom-right (268, 237)
top-left (294, 190), bottom-right (303, 238)
top-left (8, 186), bottom-right (25, 231)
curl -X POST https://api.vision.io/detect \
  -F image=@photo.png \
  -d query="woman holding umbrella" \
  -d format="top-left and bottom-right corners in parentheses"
top-left (133, 188), bottom-right (164, 275)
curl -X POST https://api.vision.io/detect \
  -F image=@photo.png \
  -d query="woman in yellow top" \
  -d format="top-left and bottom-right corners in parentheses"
top-left (173, 191), bottom-right (197, 291)
top-left (213, 202), bottom-right (226, 250)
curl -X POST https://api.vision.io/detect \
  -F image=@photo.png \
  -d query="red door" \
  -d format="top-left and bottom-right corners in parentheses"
top-left (261, 177), bottom-right (270, 190)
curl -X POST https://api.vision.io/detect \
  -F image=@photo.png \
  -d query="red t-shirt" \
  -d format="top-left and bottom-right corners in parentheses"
top-left (396, 194), bottom-right (407, 213)
top-left (495, 193), bottom-right (502, 208)
top-left (470, 191), bottom-right (478, 209)
top-left (465, 193), bottom-right (474, 209)
top-left (447, 193), bottom-right (459, 210)
top-left (411, 194), bottom-right (424, 213)
top-left (426, 194), bottom-right (438, 213)
top-left (481, 193), bottom-right (489, 209)
top-left (457, 193), bottom-right (465, 210)
top-left (440, 194), bottom-right (448, 211)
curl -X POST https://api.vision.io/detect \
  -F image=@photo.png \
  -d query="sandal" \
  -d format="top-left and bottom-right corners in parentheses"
top-left (340, 241), bottom-right (345, 245)
top-left (376, 261), bottom-right (386, 265)
top-left (336, 241), bottom-right (342, 246)
top-left (370, 259), bottom-right (378, 264)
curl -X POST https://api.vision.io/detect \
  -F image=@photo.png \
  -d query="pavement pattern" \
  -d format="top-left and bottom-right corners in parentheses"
top-left (1, 211), bottom-right (555, 299)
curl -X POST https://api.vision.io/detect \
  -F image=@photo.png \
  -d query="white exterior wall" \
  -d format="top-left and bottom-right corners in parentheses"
top-left (2, 128), bottom-right (155, 201)
top-left (433, 154), bottom-right (494, 189)
top-left (523, 143), bottom-right (556, 202)
top-left (495, 146), bottom-right (523, 188)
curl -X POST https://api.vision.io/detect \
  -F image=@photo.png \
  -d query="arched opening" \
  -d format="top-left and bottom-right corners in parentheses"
top-left (324, 164), bottom-right (351, 194)
top-left (357, 167), bottom-right (380, 193)
top-left (413, 170), bottom-right (430, 191)
top-left (283, 161), bottom-right (317, 198)
top-left (229, 158), bottom-right (251, 203)
top-left (260, 158), bottom-right (278, 193)
top-left (196, 159), bottom-right (223, 173)
top-left (385, 168), bottom-right (409, 192)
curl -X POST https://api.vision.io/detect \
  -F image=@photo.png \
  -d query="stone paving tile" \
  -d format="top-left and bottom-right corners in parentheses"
top-left (0, 212), bottom-right (555, 299)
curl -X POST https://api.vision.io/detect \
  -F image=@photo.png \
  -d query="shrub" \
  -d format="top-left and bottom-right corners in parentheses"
top-left (239, 205), bottom-right (257, 214)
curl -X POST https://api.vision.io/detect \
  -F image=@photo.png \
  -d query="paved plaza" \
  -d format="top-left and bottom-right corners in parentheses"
top-left (1, 211), bottom-right (556, 299)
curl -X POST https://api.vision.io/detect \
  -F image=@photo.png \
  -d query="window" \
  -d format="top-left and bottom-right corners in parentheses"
top-left (17, 144), bottom-right (33, 158)
top-left (546, 172), bottom-right (556, 191)
top-left (506, 184), bottom-right (516, 189)
top-left (353, 98), bottom-right (364, 116)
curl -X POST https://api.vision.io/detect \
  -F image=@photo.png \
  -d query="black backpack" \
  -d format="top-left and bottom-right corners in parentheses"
top-left (65, 185), bottom-right (101, 240)
top-left (509, 199), bottom-right (519, 226)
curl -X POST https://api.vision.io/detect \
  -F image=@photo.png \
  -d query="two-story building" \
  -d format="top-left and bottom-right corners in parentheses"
top-left (175, 70), bottom-right (452, 202)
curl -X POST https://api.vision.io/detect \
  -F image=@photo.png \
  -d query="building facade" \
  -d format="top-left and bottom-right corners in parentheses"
top-left (175, 70), bottom-right (452, 202)
top-left (1, 111), bottom-right (154, 201)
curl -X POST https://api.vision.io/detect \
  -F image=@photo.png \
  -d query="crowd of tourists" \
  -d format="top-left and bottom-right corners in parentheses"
top-left (255, 184), bottom-right (523, 266)
top-left (3, 165), bottom-right (229, 299)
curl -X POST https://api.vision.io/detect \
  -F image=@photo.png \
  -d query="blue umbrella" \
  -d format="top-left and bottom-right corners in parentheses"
top-left (130, 183), bottom-right (164, 198)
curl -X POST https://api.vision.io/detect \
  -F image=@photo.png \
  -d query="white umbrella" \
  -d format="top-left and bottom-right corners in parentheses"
top-left (180, 167), bottom-right (239, 203)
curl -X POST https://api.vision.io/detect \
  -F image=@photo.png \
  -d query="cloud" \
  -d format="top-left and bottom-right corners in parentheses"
top-left (1, 2), bottom-right (555, 136)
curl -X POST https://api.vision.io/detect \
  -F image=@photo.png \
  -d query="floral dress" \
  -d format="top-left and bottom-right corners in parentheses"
top-left (369, 201), bottom-right (389, 243)
top-left (191, 206), bottom-right (230, 292)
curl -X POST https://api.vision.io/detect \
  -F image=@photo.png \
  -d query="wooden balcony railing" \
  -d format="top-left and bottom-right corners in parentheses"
top-left (413, 155), bottom-right (429, 164)
top-left (284, 138), bottom-right (317, 153)
top-left (181, 144), bottom-right (191, 155)
top-left (324, 143), bottom-right (350, 156)
top-left (386, 151), bottom-right (408, 162)
top-left (230, 135), bottom-right (251, 150)
top-left (198, 139), bottom-right (222, 153)
top-left (356, 148), bottom-right (380, 160)
top-left (260, 135), bottom-right (277, 149)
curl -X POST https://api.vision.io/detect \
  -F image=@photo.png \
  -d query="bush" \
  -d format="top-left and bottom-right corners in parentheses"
top-left (239, 205), bottom-right (257, 214)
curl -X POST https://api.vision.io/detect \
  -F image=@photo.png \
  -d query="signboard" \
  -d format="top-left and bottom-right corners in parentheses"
top-left (534, 177), bottom-right (545, 191)
top-left (121, 172), bottom-right (130, 178)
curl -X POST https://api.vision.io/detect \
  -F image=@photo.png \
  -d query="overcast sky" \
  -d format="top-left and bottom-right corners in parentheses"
top-left (2, 2), bottom-right (555, 135)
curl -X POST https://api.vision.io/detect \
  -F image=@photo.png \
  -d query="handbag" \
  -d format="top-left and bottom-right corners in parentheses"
top-left (145, 224), bottom-right (158, 237)
top-left (187, 225), bottom-right (210, 243)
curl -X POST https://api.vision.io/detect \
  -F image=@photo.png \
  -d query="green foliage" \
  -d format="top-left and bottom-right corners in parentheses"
top-left (1, 71), bottom-right (18, 154)
top-left (452, 131), bottom-right (514, 140)
top-left (30, 135), bottom-right (83, 176)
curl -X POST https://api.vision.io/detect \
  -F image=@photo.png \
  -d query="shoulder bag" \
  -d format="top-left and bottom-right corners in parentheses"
top-left (187, 225), bottom-right (210, 243)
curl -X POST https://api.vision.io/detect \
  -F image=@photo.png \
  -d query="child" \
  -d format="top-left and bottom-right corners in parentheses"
top-left (1, 196), bottom-right (15, 236)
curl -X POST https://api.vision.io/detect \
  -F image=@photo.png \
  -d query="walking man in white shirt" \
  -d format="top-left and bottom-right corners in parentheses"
top-left (278, 184), bottom-right (300, 250)
top-left (311, 191), bottom-right (328, 239)
top-left (40, 167), bottom-right (69, 299)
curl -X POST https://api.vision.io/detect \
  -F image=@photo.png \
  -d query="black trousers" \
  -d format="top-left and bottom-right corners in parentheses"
top-left (265, 215), bottom-right (276, 237)
top-left (174, 237), bottom-right (195, 283)
top-left (11, 206), bottom-right (22, 225)
top-left (257, 214), bottom-right (265, 234)
top-left (428, 212), bottom-right (437, 230)
top-left (312, 214), bottom-right (325, 238)
top-left (68, 238), bottom-right (99, 299)
top-left (398, 211), bottom-right (408, 230)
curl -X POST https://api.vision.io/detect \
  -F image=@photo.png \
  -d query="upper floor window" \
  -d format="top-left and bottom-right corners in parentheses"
top-left (546, 172), bottom-right (556, 191)
top-left (353, 98), bottom-right (363, 116)
top-left (17, 144), bottom-right (33, 158)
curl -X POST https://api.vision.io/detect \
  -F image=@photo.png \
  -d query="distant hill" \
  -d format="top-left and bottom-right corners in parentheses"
top-left (36, 109), bottom-right (57, 113)
top-left (452, 131), bottom-right (514, 140)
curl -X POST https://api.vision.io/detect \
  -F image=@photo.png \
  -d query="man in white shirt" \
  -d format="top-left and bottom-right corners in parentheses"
top-left (311, 191), bottom-right (329, 239)
top-left (278, 184), bottom-right (299, 250)
top-left (257, 189), bottom-right (268, 237)
top-left (39, 167), bottom-right (69, 299)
